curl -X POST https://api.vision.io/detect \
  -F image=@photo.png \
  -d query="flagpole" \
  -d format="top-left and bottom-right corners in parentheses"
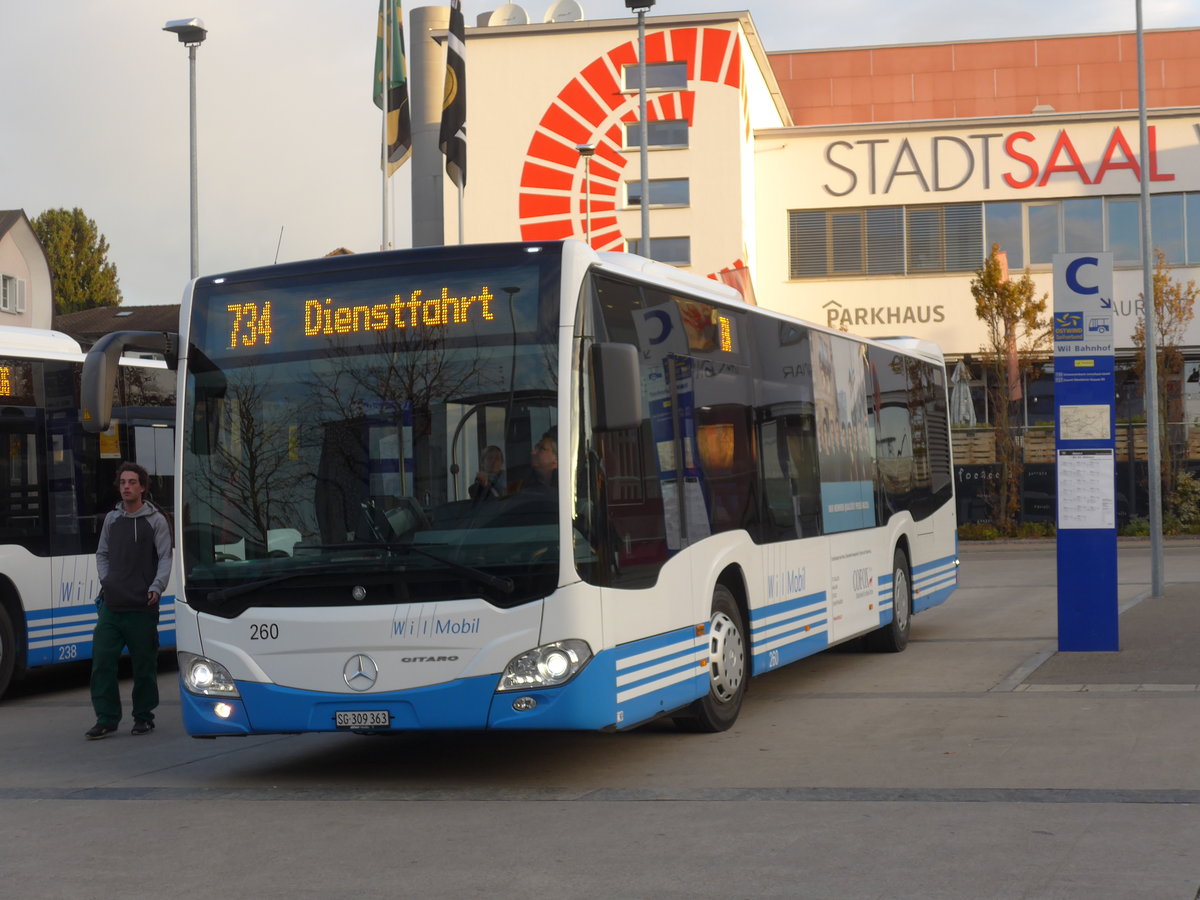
top-left (440, 0), bottom-right (466, 245)
top-left (380, 1), bottom-right (391, 251)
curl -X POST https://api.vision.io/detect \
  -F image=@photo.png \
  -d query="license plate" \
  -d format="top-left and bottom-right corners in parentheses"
top-left (335, 710), bottom-right (390, 729)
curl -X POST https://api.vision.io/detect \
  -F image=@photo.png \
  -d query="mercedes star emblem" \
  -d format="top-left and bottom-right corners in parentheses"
top-left (342, 654), bottom-right (379, 691)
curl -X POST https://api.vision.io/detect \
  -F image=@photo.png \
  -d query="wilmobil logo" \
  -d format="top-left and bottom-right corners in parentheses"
top-left (766, 567), bottom-right (807, 601)
top-left (393, 613), bottom-right (482, 639)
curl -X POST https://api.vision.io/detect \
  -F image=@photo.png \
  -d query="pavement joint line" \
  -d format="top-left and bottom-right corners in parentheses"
top-left (992, 647), bottom-right (1056, 692)
top-left (2, 786), bottom-right (1200, 804)
top-left (1016, 683), bottom-right (1200, 692)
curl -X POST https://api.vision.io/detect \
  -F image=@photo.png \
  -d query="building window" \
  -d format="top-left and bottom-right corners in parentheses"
top-left (866, 208), bottom-right (904, 275)
top-left (1151, 193), bottom-right (1185, 264)
top-left (1064, 197), bottom-right (1103, 253)
top-left (626, 236), bottom-right (691, 265)
top-left (1027, 202), bottom-right (1060, 266)
top-left (788, 203), bottom-right (981, 279)
top-left (624, 61), bottom-right (688, 91)
top-left (1188, 195), bottom-right (1200, 264)
top-left (624, 120), bottom-right (688, 149)
top-left (984, 201), bottom-right (1024, 269)
top-left (0, 275), bottom-right (26, 314)
top-left (803, 192), bottom-right (1200, 279)
top-left (626, 178), bottom-right (690, 208)
top-left (1106, 198), bottom-right (1141, 264)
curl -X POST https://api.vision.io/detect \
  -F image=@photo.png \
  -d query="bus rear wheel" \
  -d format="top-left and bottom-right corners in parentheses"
top-left (674, 585), bottom-right (747, 733)
top-left (867, 548), bottom-right (911, 653)
top-left (0, 604), bottom-right (17, 699)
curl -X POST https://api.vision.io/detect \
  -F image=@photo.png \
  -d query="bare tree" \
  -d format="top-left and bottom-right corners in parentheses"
top-left (195, 374), bottom-right (311, 550)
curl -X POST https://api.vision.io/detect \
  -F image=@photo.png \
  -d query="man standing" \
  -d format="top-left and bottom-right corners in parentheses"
top-left (86, 462), bottom-right (172, 740)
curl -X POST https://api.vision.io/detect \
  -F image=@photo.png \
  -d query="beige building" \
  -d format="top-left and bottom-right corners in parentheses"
top-left (0, 210), bottom-right (52, 330)
top-left (439, 11), bottom-right (789, 291)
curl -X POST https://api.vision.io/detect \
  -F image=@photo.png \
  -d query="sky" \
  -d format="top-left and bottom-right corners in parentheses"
top-left (2, 1), bottom-right (1199, 307)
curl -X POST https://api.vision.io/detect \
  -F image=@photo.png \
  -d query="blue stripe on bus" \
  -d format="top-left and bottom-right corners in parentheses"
top-left (23, 597), bottom-right (178, 666)
top-left (611, 623), bottom-right (708, 727)
top-left (749, 591), bottom-right (829, 674)
top-left (912, 554), bottom-right (957, 613)
top-left (184, 672), bottom-right (505, 735)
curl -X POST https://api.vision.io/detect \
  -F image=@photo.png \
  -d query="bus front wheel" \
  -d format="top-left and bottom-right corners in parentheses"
top-left (867, 548), bottom-right (911, 653)
top-left (674, 585), bottom-right (747, 733)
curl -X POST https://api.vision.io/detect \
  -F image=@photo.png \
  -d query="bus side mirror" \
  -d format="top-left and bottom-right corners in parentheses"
top-left (82, 331), bottom-right (179, 433)
top-left (590, 342), bottom-right (642, 431)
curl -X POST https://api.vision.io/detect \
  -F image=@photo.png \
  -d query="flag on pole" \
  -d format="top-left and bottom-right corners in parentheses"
top-left (440, 0), bottom-right (467, 188)
top-left (373, 0), bottom-right (412, 175)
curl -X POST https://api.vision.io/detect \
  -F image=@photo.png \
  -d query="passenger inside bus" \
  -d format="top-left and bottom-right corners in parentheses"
top-left (469, 445), bottom-right (506, 502)
top-left (524, 428), bottom-right (558, 494)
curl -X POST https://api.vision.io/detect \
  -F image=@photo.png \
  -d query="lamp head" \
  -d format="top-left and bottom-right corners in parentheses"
top-left (164, 18), bottom-right (207, 46)
top-left (576, 144), bottom-right (596, 158)
top-left (624, 0), bottom-right (655, 9)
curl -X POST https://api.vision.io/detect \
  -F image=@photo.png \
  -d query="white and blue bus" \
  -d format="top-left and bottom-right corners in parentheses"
top-left (83, 241), bottom-right (957, 735)
top-left (0, 325), bottom-right (176, 698)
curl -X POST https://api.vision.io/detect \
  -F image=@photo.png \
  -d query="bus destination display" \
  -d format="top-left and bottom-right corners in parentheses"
top-left (225, 285), bottom-right (499, 351)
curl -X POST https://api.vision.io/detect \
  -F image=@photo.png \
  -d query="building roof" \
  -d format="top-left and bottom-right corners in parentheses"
top-left (768, 26), bottom-right (1200, 127)
top-left (0, 209), bottom-right (29, 241)
top-left (54, 304), bottom-right (180, 348)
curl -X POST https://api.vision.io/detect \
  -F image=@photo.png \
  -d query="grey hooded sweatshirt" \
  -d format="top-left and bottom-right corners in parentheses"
top-left (96, 499), bottom-right (172, 611)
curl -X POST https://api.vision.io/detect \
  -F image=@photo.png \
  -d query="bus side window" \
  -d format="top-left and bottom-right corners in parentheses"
top-left (1, 359), bottom-right (48, 552)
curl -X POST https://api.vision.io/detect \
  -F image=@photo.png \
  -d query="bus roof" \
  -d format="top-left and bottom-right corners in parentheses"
top-left (594, 250), bottom-right (744, 305)
top-left (0, 325), bottom-right (82, 359)
top-left (873, 336), bottom-right (946, 364)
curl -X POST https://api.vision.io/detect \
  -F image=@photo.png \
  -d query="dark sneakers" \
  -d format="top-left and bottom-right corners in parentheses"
top-left (85, 723), bottom-right (117, 740)
top-left (131, 720), bottom-right (155, 736)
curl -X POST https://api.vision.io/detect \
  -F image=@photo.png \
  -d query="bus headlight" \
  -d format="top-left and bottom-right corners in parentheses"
top-left (179, 651), bottom-right (241, 698)
top-left (497, 640), bottom-right (592, 691)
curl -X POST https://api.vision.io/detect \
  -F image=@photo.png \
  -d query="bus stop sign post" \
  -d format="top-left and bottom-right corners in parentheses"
top-left (1053, 252), bottom-right (1119, 651)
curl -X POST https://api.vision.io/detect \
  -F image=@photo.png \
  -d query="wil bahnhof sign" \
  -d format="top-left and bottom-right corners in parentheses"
top-left (1053, 252), bottom-right (1118, 651)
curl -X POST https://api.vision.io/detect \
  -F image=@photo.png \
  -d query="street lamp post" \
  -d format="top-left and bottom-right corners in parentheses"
top-left (576, 144), bottom-right (595, 245)
top-left (1135, 0), bottom-right (1164, 595)
top-left (163, 18), bottom-right (207, 280)
top-left (625, 0), bottom-right (655, 257)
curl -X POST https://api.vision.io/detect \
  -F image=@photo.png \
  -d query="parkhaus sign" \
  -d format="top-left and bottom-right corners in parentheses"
top-left (820, 122), bottom-right (1190, 198)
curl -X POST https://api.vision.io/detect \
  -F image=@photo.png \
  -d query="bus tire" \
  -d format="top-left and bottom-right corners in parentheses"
top-left (0, 604), bottom-right (16, 700)
top-left (674, 585), bottom-right (747, 733)
top-left (868, 548), bottom-right (911, 653)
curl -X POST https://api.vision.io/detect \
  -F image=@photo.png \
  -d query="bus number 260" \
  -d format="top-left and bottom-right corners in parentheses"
top-left (250, 623), bottom-right (279, 640)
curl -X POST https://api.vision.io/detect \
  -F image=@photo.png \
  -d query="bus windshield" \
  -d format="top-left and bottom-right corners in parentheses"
top-left (181, 250), bottom-right (561, 616)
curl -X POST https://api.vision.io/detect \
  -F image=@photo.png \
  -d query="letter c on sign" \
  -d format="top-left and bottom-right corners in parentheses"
top-left (1066, 256), bottom-right (1100, 295)
top-left (644, 309), bottom-right (672, 345)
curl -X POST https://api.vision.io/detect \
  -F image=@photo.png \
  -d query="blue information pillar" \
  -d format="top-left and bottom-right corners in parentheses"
top-left (1052, 252), bottom-right (1119, 651)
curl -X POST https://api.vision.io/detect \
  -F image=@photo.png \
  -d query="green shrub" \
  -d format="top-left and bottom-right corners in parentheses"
top-left (1015, 521), bottom-right (1056, 538)
top-left (1120, 517), bottom-right (1151, 537)
top-left (1173, 471), bottom-right (1200, 525)
top-left (958, 522), bottom-right (1001, 541)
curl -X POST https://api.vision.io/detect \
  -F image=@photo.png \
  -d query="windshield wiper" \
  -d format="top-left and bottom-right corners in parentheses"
top-left (204, 563), bottom-right (360, 605)
top-left (395, 543), bottom-right (515, 595)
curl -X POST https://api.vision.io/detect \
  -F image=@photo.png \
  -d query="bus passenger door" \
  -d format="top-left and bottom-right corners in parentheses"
top-left (0, 384), bottom-right (54, 667)
top-left (44, 361), bottom-right (104, 664)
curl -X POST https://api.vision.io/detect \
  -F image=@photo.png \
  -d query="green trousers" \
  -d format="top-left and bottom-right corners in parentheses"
top-left (90, 603), bottom-right (160, 727)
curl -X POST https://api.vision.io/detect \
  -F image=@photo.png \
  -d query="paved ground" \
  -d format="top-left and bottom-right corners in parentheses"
top-left (1, 540), bottom-right (1198, 899)
top-left (1025, 583), bottom-right (1200, 689)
